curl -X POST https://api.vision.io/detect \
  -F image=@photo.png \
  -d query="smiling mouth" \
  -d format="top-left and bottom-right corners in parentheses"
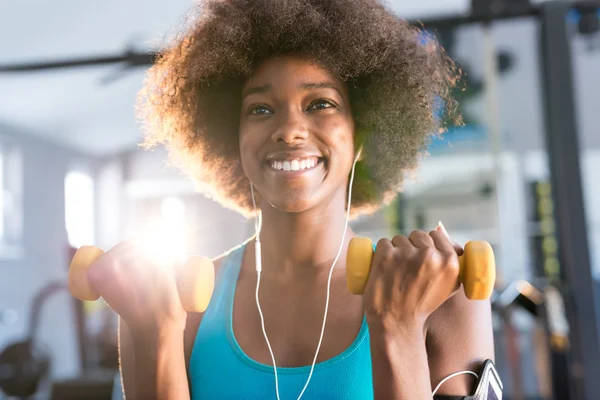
top-left (267, 157), bottom-right (324, 172)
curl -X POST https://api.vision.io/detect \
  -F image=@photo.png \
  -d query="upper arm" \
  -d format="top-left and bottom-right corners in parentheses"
top-left (425, 290), bottom-right (495, 396)
top-left (118, 317), bottom-right (135, 400)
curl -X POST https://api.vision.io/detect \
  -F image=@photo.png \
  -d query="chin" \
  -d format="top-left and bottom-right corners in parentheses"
top-left (263, 188), bottom-right (324, 214)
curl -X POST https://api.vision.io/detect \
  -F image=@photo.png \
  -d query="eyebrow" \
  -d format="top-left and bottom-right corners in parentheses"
top-left (242, 81), bottom-right (344, 100)
top-left (299, 82), bottom-right (343, 98)
top-left (242, 84), bottom-right (271, 99)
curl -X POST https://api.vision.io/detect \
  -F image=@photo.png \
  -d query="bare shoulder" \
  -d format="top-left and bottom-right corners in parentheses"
top-left (183, 254), bottom-right (227, 367)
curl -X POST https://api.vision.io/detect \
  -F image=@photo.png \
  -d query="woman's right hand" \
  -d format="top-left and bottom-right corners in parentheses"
top-left (87, 241), bottom-right (187, 332)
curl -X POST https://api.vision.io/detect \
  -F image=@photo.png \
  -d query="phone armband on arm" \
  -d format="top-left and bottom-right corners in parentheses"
top-left (433, 359), bottom-right (503, 400)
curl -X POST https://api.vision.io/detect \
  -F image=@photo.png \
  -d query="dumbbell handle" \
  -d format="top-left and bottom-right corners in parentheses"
top-left (346, 238), bottom-right (495, 300)
top-left (68, 246), bottom-right (215, 313)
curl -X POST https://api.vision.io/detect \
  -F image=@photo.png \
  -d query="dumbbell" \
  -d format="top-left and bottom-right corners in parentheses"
top-left (68, 246), bottom-right (215, 312)
top-left (346, 238), bottom-right (496, 300)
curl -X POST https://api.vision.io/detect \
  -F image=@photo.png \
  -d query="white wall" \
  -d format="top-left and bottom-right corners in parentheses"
top-left (0, 123), bottom-right (100, 380)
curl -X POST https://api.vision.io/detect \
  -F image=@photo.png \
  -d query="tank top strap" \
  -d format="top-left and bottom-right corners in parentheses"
top-left (203, 243), bottom-right (246, 318)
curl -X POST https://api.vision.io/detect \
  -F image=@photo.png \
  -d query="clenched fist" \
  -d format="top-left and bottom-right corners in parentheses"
top-left (86, 241), bottom-right (188, 331)
top-left (363, 224), bottom-right (463, 331)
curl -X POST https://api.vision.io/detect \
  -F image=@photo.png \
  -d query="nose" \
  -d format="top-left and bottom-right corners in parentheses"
top-left (271, 109), bottom-right (309, 144)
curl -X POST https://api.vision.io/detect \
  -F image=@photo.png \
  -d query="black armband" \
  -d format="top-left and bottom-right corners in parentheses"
top-left (433, 360), bottom-right (503, 400)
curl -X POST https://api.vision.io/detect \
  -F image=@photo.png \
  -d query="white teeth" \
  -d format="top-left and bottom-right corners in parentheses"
top-left (270, 158), bottom-right (319, 171)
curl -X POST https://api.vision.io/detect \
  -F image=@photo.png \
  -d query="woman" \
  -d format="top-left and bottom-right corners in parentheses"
top-left (91, 0), bottom-right (495, 399)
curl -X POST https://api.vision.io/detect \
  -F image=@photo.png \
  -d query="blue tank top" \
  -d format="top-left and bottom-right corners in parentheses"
top-left (189, 243), bottom-right (374, 399)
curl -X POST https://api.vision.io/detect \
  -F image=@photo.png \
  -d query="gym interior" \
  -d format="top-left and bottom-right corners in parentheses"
top-left (0, 0), bottom-right (599, 399)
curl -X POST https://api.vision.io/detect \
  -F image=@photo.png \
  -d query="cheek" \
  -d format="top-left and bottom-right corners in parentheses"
top-left (238, 132), bottom-right (250, 155)
top-left (238, 131), bottom-right (258, 177)
top-left (239, 120), bottom-right (268, 156)
top-left (322, 118), bottom-right (355, 160)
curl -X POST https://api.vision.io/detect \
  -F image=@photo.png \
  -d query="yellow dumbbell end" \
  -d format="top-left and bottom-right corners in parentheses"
top-left (178, 256), bottom-right (215, 313)
top-left (459, 241), bottom-right (496, 300)
top-left (69, 246), bottom-right (104, 301)
top-left (346, 237), bottom-right (374, 295)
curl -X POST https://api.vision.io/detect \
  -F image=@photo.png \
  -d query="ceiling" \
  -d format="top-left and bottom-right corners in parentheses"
top-left (0, 0), bottom-right (471, 157)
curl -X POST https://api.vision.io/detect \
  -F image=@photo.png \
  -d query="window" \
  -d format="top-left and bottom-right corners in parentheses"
top-left (65, 171), bottom-right (95, 248)
top-left (0, 141), bottom-right (23, 259)
top-left (0, 151), bottom-right (4, 241)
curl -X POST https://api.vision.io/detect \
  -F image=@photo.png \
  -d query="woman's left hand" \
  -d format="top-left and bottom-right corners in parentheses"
top-left (363, 223), bottom-right (464, 333)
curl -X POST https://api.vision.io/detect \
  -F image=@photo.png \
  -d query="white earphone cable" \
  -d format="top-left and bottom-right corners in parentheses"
top-left (250, 185), bottom-right (282, 399)
top-left (431, 371), bottom-right (479, 396)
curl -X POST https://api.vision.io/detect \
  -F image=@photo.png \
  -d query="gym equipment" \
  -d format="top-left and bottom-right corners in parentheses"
top-left (405, 2), bottom-right (600, 398)
top-left (0, 341), bottom-right (50, 399)
top-left (50, 373), bottom-right (116, 400)
top-left (346, 237), bottom-right (496, 300)
top-left (0, 282), bottom-right (65, 399)
top-left (69, 246), bottom-right (215, 313)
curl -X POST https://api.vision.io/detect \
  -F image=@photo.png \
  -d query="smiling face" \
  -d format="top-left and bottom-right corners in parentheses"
top-left (239, 56), bottom-right (356, 214)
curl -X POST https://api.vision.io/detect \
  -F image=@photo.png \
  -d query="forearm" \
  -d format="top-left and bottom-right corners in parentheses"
top-left (369, 322), bottom-right (432, 400)
top-left (129, 325), bottom-right (190, 400)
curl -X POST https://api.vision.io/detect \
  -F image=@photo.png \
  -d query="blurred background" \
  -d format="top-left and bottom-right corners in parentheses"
top-left (0, 0), bottom-right (599, 399)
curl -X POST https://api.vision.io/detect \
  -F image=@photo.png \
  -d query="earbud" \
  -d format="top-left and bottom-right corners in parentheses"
top-left (250, 184), bottom-right (262, 273)
top-left (354, 146), bottom-right (363, 163)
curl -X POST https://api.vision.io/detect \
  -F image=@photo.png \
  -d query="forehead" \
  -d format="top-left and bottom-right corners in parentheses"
top-left (243, 56), bottom-right (343, 92)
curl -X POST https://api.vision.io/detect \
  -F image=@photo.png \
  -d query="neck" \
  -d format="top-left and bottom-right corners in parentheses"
top-left (254, 189), bottom-right (356, 280)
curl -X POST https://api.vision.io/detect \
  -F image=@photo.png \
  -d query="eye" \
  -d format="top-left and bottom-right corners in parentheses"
top-left (249, 105), bottom-right (272, 115)
top-left (308, 99), bottom-right (335, 111)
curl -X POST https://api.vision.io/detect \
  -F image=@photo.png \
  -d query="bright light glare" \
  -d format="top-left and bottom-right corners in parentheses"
top-left (136, 197), bottom-right (187, 265)
top-left (65, 171), bottom-right (95, 248)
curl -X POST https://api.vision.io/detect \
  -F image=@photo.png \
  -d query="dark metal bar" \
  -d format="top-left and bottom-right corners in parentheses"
top-left (26, 282), bottom-right (68, 340)
top-left (539, 2), bottom-right (600, 399)
top-left (73, 297), bottom-right (88, 371)
top-left (410, 1), bottom-right (599, 30)
top-left (66, 246), bottom-right (89, 372)
top-left (0, 51), bottom-right (154, 72)
top-left (410, 5), bottom-right (537, 30)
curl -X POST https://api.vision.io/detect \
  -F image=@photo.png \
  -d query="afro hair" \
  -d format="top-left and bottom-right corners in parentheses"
top-left (137, 0), bottom-right (461, 218)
